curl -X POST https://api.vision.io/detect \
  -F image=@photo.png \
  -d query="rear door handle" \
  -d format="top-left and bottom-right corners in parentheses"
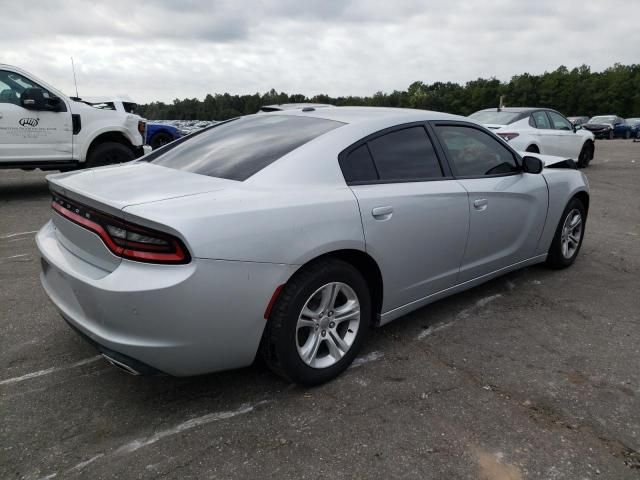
top-left (372, 206), bottom-right (393, 220)
top-left (473, 198), bottom-right (488, 211)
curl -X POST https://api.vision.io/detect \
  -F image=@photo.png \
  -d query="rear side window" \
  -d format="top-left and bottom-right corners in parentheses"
top-left (435, 125), bottom-right (518, 177)
top-left (532, 111), bottom-right (551, 129)
top-left (367, 127), bottom-right (443, 181)
top-left (151, 115), bottom-right (343, 181)
top-left (341, 145), bottom-right (378, 183)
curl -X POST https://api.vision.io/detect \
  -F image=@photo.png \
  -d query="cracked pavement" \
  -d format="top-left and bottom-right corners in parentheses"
top-left (1, 140), bottom-right (639, 479)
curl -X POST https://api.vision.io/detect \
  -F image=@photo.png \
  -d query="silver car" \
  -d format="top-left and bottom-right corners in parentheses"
top-left (37, 107), bottom-right (589, 384)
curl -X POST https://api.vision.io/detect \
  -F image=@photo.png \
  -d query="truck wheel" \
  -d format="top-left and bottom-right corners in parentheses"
top-left (149, 132), bottom-right (174, 150)
top-left (526, 145), bottom-right (539, 154)
top-left (86, 142), bottom-right (135, 168)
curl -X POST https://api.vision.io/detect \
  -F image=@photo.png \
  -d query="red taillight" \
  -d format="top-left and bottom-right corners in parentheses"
top-left (51, 194), bottom-right (190, 265)
top-left (497, 132), bottom-right (519, 141)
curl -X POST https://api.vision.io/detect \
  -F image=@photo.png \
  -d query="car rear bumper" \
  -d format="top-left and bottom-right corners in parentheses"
top-left (37, 220), bottom-right (297, 376)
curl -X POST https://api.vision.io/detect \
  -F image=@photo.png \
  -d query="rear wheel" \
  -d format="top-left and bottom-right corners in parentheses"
top-left (624, 130), bottom-right (631, 140)
top-left (546, 198), bottom-right (586, 269)
top-left (86, 142), bottom-right (135, 168)
top-left (526, 145), bottom-right (540, 153)
top-left (261, 259), bottom-right (371, 385)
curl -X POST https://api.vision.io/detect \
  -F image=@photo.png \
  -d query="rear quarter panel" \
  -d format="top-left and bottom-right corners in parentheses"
top-left (123, 185), bottom-right (366, 266)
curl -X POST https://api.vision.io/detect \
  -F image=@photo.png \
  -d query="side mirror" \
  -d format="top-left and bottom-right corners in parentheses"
top-left (21, 87), bottom-right (48, 110)
top-left (574, 124), bottom-right (582, 131)
top-left (522, 155), bottom-right (543, 174)
top-left (20, 87), bottom-right (62, 111)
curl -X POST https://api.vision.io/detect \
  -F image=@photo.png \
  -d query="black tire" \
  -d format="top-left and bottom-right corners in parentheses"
top-left (260, 259), bottom-right (371, 385)
top-left (546, 197), bottom-right (586, 269)
top-left (624, 130), bottom-right (631, 140)
top-left (577, 142), bottom-right (593, 168)
top-left (149, 132), bottom-right (174, 150)
top-left (526, 145), bottom-right (540, 154)
top-left (86, 142), bottom-right (135, 168)
top-left (608, 130), bottom-right (614, 140)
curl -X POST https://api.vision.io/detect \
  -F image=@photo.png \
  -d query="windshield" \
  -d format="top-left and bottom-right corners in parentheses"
top-left (468, 110), bottom-right (523, 125)
top-left (150, 115), bottom-right (344, 181)
top-left (589, 116), bottom-right (616, 124)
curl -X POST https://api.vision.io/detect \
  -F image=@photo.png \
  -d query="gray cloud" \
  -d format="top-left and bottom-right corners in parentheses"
top-left (1, 0), bottom-right (637, 104)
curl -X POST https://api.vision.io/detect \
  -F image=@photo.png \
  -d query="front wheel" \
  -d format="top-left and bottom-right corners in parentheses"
top-left (86, 142), bottom-right (135, 168)
top-left (624, 130), bottom-right (631, 140)
top-left (546, 198), bottom-right (586, 269)
top-left (608, 130), bottom-right (614, 140)
top-left (261, 259), bottom-right (371, 385)
top-left (149, 132), bottom-right (174, 150)
top-left (577, 142), bottom-right (593, 168)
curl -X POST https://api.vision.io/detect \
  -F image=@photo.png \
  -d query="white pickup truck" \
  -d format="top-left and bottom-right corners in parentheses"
top-left (0, 65), bottom-right (150, 171)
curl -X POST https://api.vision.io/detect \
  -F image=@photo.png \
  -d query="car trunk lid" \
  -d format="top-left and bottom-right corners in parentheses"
top-left (46, 162), bottom-right (235, 271)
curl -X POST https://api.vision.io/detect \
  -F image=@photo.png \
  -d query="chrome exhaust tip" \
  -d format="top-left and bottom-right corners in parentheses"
top-left (102, 354), bottom-right (141, 375)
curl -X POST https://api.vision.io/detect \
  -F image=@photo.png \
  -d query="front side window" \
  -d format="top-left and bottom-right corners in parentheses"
top-left (435, 125), bottom-right (519, 177)
top-left (0, 70), bottom-right (41, 105)
top-left (532, 111), bottom-right (551, 129)
top-left (151, 115), bottom-right (343, 181)
top-left (548, 111), bottom-right (573, 131)
top-left (366, 126), bottom-right (443, 181)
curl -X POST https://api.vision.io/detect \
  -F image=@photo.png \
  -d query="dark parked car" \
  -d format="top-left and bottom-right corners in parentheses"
top-left (567, 116), bottom-right (589, 127)
top-left (626, 118), bottom-right (640, 139)
top-left (583, 115), bottom-right (633, 139)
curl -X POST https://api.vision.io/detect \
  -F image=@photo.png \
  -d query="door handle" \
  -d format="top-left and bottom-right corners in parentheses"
top-left (372, 206), bottom-right (393, 220)
top-left (473, 198), bottom-right (488, 211)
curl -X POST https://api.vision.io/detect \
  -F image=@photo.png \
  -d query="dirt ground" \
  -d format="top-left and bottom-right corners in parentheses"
top-left (1, 140), bottom-right (639, 479)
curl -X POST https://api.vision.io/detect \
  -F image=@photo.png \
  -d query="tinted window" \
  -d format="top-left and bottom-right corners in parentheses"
top-left (436, 125), bottom-right (518, 177)
top-left (548, 111), bottom-right (573, 131)
top-left (340, 144), bottom-right (378, 183)
top-left (151, 115), bottom-right (343, 181)
top-left (532, 111), bottom-right (551, 129)
top-left (367, 127), bottom-right (443, 181)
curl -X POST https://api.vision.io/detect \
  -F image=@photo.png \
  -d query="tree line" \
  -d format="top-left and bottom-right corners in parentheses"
top-left (137, 63), bottom-right (640, 121)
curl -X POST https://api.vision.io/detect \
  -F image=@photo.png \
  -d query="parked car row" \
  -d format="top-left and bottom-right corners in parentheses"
top-left (569, 115), bottom-right (639, 140)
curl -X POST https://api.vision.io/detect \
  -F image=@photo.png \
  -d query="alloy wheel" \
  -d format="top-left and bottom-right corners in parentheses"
top-left (296, 282), bottom-right (360, 369)
top-left (560, 209), bottom-right (583, 259)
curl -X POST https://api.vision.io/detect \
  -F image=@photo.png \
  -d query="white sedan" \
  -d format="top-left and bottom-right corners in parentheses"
top-left (469, 108), bottom-right (595, 168)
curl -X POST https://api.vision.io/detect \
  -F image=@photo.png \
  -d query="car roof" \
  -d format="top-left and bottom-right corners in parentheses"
top-left (259, 103), bottom-right (334, 112)
top-left (476, 107), bottom-right (543, 113)
top-left (264, 106), bottom-right (464, 125)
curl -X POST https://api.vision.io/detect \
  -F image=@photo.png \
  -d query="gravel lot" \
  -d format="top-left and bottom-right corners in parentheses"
top-left (1, 140), bottom-right (639, 480)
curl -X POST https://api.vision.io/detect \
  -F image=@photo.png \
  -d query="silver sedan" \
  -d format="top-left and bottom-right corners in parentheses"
top-left (37, 107), bottom-right (589, 384)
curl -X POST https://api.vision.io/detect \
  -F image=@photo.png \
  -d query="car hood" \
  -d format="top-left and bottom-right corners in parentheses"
top-left (47, 162), bottom-right (236, 216)
top-left (583, 123), bottom-right (611, 130)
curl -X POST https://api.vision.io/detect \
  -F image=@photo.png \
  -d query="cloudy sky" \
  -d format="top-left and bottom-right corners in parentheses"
top-left (2, 0), bottom-right (637, 103)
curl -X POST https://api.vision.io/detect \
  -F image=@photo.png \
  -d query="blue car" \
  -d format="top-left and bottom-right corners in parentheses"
top-left (146, 123), bottom-right (183, 149)
top-left (626, 118), bottom-right (640, 140)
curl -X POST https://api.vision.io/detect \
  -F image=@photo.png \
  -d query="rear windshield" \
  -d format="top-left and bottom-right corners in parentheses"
top-left (469, 110), bottom-right (524, 125)
top-left (151, 115), bottom-right (343, 181)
